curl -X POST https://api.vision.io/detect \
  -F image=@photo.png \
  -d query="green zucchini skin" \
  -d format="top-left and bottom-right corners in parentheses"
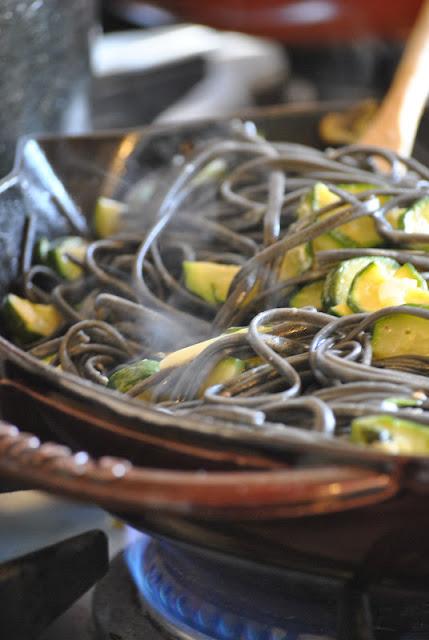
top-left (108, 359), bottom-right (161, 393)
top-left (351, 414), bottom-right (429, 455)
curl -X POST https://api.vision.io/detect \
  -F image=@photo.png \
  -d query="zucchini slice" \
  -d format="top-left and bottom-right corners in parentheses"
top-left (312, 232), bottom-right (351, 253)
top-left (385, 207), bottom-right (405, 230)
top-left (94, 197), bottom-right (127, 238)
top-left (289, 280), bottom-right (324, 309)
top-left (399, 197), bottom-right (429, 234)
top-left (108, 359), bottom-right (160, 393)
top-left (183, 261), bottom-right (240, 304)
top-left (351, 414), bottom-right (429, 455)
top-left (160, 326), bottom-right (270, 370)
top-left (2, 294), bottom-right (63, 344)
top-left (347, 262), bottom-right (391, 313)
top-left (160, 329), bottom-right (248, 370)
top-left (323, 257), bottom-right (397, 313)
top-left (330, 302), bottom-right (354, 317)
top-left (308, 183), bottom-right (354, 252)
top-left (308, 182), bottom-right (383, 249)
top-left (200, 357), bottom-right (245, 394)
top-left (47, 237), bottom-right (88, 280)
top-left (35, 237), bottom-right (50, 264)
top-left (279, 243), bottom-right (313, 280)
top-left (183, 249), bottom-right (314, 305)
top-left (348, 260), bottom-right (429, 313)
top-left (372, 312), bottom-right (429, 360)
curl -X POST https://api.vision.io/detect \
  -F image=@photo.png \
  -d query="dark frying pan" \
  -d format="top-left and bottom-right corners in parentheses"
top-left (2, 103), bottom-right (429, 571)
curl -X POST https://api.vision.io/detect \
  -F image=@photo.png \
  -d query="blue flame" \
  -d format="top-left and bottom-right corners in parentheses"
top-left (125, 535), bottom-right (151, 598)
top-left (125, 536), bottom-right (314, 640)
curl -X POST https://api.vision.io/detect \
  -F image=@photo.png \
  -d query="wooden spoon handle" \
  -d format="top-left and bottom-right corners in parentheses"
top-left (359, 0), bottom-right (429, 155)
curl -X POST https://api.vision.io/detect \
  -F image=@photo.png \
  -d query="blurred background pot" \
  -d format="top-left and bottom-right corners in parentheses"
top-left (108, 0), bottom-right (424, 42)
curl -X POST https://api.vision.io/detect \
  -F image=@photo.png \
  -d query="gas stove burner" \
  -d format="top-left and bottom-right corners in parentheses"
top-left (92, 536), bottom-right (429, 640)
top-left (93, 538), bottom-right (335, 640)
top-left (128, 537), bottom-right (335, 640)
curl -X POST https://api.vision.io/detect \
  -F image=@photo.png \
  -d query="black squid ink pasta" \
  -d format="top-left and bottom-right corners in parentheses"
top-left (6, 121), bottom-right (429, 456)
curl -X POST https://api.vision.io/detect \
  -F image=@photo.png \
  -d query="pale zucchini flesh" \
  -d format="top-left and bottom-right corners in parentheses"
top-left (94, 197), bottom-right (127, 238)
top-left (279, 243), bottom-right (312, 280)
top-left (289, 280), bottom-right (324, 309)
top-left (183, 261), bottom-right (239, 304)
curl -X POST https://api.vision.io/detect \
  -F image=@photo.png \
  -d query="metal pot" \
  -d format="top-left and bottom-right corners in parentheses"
top-left (1, 103), bottom-right (429, 571)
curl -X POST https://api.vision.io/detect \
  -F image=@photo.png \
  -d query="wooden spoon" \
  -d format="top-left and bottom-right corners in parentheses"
top-left (359, 0), bottom-right (429, 155)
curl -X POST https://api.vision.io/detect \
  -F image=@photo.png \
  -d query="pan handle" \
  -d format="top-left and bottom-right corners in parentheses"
top-left (0, 420), bottom-right (399, 520)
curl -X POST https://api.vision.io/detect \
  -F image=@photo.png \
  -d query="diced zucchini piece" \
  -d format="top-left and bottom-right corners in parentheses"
top-left (296, 190), bottom-right (313, 218)
top-left (279, 243), bottom-right (313, 280)
top-left (323, 257), bottom-right (397, 312)
top-left (348, 260), bottom-right (429, 313)
top-left (399, 197), bottom-right (429, 234)
top-left (41, 353), bottom-right (57, 365)
top-left (47, 237), bottom-right (88, 280)
top-left (372, 312), bottom-right (429, 360)
top-left (183, 261), bottom-right (240, 305)
top-left (311, 182), bottom-right (338, 210)
top-left (193, 159), bottom-right (227, 186)
top-left (160, 326), bottom-right (271, 370)
top-left (309, 183), bottom-right (352, 252)
top-left (108, 359), bottom-right (160, 393)
top-left (385, 207), bottom-right (405, 229)
top-left (310, 182), bottom-right (382, 249)
top-left (351, 414), bottom-right (429, 455)
top-left (330, 302), bottom-right (354, 316)
top-left (160, 330), bottom-right (246, 370)
top-left (312, 232), bottom-right (351, 253)
top-left (348, 260), bottom-right (409, 313)
top-left (2, 294), bottom-right (63, 344)
top-left (199, 357), bottom-right (245, 394)
top-left (94, 197), bottom-right (127, 238)
top-left (331, 215), bottom-right (381, 248)
top-left (289, 280), bottom-right (324, 309)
